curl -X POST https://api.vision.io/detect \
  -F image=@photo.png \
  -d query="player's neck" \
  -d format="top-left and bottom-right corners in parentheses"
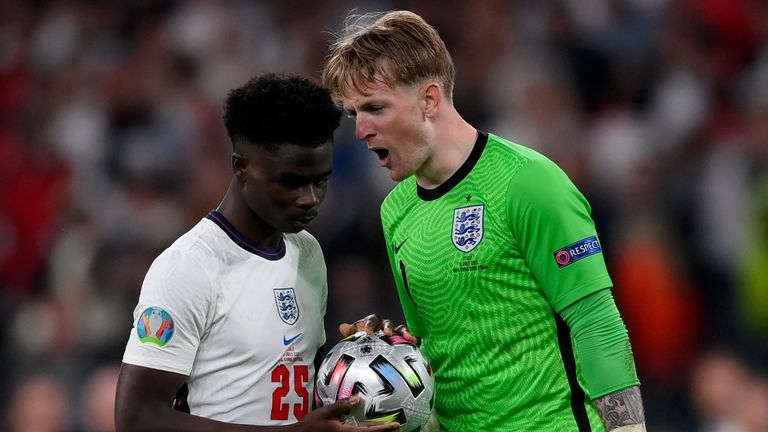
top-left (415, 113), bottom-right (477, 189)
top-left (216, 183), bottom-right (283, 250)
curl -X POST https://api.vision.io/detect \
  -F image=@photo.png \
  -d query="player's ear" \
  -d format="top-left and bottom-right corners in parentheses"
top-left (232, 151), bottom-right (247, 179)
top-left (422, 82), bottom-right (441, 119)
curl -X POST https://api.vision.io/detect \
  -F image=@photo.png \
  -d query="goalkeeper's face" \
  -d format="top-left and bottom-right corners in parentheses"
top-left (236, 141), bottom-right (334, 233)
top-left (342, 80), bottom-right (432, 182)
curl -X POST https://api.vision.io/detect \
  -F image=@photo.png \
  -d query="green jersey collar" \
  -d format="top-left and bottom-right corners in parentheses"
top-left (417, 131), bottom-right (488, 201)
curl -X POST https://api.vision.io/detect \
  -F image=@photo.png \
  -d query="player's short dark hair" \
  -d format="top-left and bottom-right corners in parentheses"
top-left (223, 73), bottom-right (342, 150)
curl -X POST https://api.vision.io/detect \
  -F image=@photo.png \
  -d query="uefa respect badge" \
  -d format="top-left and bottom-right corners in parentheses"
top-left (136, 307), bottom-right (175, 347)
top-left (553, 236), bottom-right (602, 268)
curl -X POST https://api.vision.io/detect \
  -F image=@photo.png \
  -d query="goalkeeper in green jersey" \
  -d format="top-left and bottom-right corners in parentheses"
top-left (323, 10), bottom-right (646, 432)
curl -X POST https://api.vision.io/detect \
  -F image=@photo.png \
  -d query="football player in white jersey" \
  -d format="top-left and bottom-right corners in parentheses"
top-left (116, 74), bottom-right (400, 432)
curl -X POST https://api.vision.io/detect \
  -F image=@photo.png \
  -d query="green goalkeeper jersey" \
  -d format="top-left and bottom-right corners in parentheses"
top-left (381, 132), bottom-right (612, 431)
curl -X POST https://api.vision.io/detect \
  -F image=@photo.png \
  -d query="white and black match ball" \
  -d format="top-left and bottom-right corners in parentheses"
top-left (314, 332), bottom-right (434, 431)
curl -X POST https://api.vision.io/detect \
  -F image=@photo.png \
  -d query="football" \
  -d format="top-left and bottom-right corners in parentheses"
top-left (315, 332), bottom-right (434, 431)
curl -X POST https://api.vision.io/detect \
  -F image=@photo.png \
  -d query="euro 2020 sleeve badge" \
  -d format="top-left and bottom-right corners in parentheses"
top-left (137, 306), bottom-right (175, 347)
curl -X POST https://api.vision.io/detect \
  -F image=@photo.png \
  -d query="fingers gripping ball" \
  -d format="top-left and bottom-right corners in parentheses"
top-left (315, 332), bottom-right (435, 432)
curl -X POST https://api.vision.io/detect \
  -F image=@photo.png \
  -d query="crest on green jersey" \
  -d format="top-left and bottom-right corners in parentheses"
top-left (452, 205), bottom-right (484, 252)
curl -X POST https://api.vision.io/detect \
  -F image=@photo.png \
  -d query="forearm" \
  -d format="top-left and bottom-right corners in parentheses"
top-left (115, 364), bottom-right (303, 432)
top-left (559, 289), bottom-right (640, 396)
top-left (558, 290), bottom-right (644, 431)
top-left (116, 404), bottom-right (301, 432)
top-left (593, 386), bottom-right (646, 432)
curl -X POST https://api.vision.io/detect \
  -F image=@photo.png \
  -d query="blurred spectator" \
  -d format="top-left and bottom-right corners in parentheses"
top-left (736, 8), bottom-right (768, 361)
top-left (5, 374), bottom-right (72, 432)
top-left (78, 364), bottom-right (120, 432)
top-left (739, 177), bottom-right (768, 359)
top-left (738, 376), bottom-right (768, 432)
top-left (690, 349), bottom-right (768, 432)
top-left (0, 132), bottom-right (70, 302)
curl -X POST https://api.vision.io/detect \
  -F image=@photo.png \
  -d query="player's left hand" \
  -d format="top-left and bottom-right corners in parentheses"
top-left (338, 314), bottom-right (419, 345)
top-left (301, 395), bottom-right (401, 431)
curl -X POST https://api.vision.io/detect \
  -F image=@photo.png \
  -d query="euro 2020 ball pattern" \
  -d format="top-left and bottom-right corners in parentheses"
top-left (314, 332), bottom-right (434, 431)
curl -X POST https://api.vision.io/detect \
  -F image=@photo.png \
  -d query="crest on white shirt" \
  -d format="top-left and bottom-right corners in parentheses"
top-left (452, 205), bottom-right (484, 252)
top-left (274, 288), bottom-right (300, 325)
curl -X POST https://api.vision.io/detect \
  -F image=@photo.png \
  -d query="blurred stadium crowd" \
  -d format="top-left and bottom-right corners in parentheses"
top-left (0, 0), bottom-right (767, 430)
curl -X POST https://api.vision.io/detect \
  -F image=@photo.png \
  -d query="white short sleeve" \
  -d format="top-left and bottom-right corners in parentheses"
top-left (122, 247), bottom-right (214, 375)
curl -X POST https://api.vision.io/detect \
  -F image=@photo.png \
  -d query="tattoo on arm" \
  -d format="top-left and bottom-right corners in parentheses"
top-left (594, 386), bottom-right (645, 431)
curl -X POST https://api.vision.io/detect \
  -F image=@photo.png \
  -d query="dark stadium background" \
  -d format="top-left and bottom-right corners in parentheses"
top-left (1, 0), bottom-right (766, 430)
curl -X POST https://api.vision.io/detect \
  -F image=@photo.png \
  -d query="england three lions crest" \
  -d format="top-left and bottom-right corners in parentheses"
top-left (453, 205), bottom-right (484, 252)
top-left (274, 288), bottom-right (300, 325)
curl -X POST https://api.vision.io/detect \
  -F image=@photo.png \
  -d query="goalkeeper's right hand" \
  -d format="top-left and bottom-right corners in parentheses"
top-left (338, 314), bottom-right (419, 345)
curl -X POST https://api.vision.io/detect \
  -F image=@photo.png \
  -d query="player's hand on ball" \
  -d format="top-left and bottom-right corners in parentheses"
top-left (338, 314), bottom-right (419, 345)
top-left (338, 313), bottom-right (384, 336)
top-left (302, 395), bottom-right (401, 431)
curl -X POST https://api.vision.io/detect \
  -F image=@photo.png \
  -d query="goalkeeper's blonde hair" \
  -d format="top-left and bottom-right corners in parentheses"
top-left (323, 10), bottom-right (455, 103)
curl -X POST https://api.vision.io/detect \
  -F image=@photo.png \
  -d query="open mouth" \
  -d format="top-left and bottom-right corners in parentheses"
top-left (372, 148), bottom-right (389, 163)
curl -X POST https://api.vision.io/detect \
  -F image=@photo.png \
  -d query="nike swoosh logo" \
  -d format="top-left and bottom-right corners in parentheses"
top-left (283, 333), bottom-right (302, 346)
top-left (394, 238), bottom-right (409, 254)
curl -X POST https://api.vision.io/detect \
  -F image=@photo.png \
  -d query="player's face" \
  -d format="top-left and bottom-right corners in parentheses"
top-left (342, 80), bottom-right (431, 182)
top-left (239, 141), bottom-right (333, 233)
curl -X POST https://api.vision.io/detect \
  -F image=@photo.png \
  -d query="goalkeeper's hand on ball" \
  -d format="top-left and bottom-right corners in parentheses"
top-left (339, 314), bottom-right (419, 345)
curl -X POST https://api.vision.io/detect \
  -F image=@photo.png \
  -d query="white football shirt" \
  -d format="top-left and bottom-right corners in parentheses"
top-left (122, 211), bottom-right (327, 425)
